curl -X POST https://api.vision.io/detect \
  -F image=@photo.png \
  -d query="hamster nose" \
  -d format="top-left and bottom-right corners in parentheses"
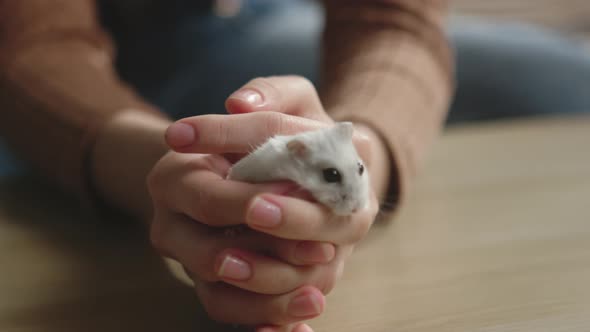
top-left (341, 194), bottom-right (348, 200)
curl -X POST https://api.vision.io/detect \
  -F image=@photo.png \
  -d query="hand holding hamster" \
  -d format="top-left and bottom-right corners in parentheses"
top-left (228, 122), bottom-right (369, 216)
top-left (151, 76), bottom-right (382, 332)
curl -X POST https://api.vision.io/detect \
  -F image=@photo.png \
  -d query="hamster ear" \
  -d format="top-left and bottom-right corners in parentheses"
top-left (286, 139), bottom-right (308, 158)
top-left (333, 122), bottom-right (354, 140)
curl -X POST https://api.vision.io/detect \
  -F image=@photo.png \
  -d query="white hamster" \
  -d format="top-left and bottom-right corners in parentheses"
top-left (227, 122), bottom-right (369, 216)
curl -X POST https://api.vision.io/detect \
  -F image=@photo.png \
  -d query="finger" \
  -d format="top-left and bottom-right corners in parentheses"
top-left (256, 325), bottom-right (285, 332)
top-left (223, 76), bottom-right (372, 163)
top-left (149, 153), bottom-right (297, 227)
top-left (245, 231), bottom-right (336, 266)
top-left (151, 211), bottom-right (335, 284)
top-left (278, 240), bottom-right (336, 266)
top-left (214, 248), bottom-right (337, 295)
top-left (293, 323), bottom-right (314, 332)
top-left (245, 193), bottom-right (379, 245)
top-left (150, 211), bottom-right (223, 282)
top-left (256, 323), bottom-right (313, 332)
top-left (234, 231), bottom-right (336, 266)
top-left (165, 113), bottom-right (372, 163)
top-left (167, 112), bottom-right (324, 154)
top-left (164, 166), bottom-right (296, 227)
top-left (196, 283), bottom-right (324, 326)
top-left (225, 76), bottom-right (328, 121)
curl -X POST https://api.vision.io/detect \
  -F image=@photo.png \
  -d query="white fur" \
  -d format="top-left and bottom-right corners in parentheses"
top-left (228, 122), bottom-right (369, 216)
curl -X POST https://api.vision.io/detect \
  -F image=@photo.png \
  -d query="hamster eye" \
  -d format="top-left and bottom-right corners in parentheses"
top-left (358, 162), bottom-right (364, 175)
top-left (322, 168), bottom-right (342, 183)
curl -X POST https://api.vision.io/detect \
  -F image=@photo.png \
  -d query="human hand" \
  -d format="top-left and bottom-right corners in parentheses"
top-left (148, 149), bottom-right (336, 330)
top-left (149, 76), bottom-right (381, 331)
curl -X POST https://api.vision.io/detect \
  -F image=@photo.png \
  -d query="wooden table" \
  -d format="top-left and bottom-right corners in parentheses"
top-left (1, 115), bottom-right (589, 332)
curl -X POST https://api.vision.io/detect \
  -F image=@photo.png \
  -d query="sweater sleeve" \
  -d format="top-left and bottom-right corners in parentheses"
top-left (0, 0), bottom-right (166, 202)
top-left (321, 0), bottom-right (454, 211)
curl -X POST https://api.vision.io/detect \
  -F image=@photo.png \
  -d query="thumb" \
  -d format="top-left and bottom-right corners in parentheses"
top-left (225, 75), bottom-right (330, 122)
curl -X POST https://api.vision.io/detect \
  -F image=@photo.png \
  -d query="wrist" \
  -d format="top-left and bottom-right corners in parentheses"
top-left (91, 109), bottom-right (171, 221)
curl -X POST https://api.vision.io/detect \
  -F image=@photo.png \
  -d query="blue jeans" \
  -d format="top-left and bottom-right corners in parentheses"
top-left (1, 0), bottom-right (589, 176)
top-left (109, 1), bottom-right (590, 121)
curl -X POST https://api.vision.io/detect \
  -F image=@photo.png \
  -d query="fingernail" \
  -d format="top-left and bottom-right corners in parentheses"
top-left (295, 242), bottom-right (336, 264)
top-left (255, 327), bottom-right (276, 332)
top-left (297, 324), bottom-right (314, 332)
top-left (247, 197), bottom-right (282, 228)
top-left (229, 89), bottom-right (264, 106)
top-left (166, 122), bottom-right (195, 148)
top-left (288, 291), bottom-right (323, 318)
top-left (217, 254), bottom-right (251, 280)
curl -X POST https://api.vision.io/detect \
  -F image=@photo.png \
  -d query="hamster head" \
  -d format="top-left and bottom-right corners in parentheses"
top-left (286, 122), bottom-right (369, 216)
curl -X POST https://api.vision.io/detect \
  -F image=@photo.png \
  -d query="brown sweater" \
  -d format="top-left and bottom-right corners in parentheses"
top-left (0, 0), bottom-right (453, 212)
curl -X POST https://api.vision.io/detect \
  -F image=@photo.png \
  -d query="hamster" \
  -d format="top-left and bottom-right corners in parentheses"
top-left (227, 122), bottom-right (369, 216)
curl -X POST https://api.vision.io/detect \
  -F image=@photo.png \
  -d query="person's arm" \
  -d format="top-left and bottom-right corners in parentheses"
top-left (321, 0), bottom-right (454, 211)
top-left (0, 0), bottom-right (171, 219)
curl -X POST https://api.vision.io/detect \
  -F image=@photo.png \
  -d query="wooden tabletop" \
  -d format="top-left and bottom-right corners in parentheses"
top-left (1, 115), bottom-right (589, 332)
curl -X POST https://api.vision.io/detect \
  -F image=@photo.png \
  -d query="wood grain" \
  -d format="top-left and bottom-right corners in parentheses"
top-left (1, 114), bottom-right (589, 332)
top-left (309, 115), bottom-right (590, 331)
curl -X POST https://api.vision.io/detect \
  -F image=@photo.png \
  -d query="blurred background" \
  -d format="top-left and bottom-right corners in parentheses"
top-left (452, 0), bottom-right (590, 48)
top-left (2, 0), bottom-right (590, 176)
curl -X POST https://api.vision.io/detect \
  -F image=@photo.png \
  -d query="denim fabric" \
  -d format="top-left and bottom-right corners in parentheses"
top-left (448, 18), bottom-right (590, 122)
top-left (1, 0), bottom-right (589, 176)
top-left (111, 0), bottom-right (323, 118)
top-left (108, 1), bottom-right (590, 122)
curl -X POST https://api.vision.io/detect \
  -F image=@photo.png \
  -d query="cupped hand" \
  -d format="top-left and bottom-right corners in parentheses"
top-left (148, 150), bottom-right (335, 325)
top-left (148, 76), bottom-right (381, 331)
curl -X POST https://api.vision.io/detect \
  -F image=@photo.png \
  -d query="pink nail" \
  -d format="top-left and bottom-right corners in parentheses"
top-left (229, 89), bottom-right (264, 106)
top-left (297, 324), bottom-right (314, 332)
top-left (166, 122), bottom-right (195, 148)
top-left (217, 254), bottom-right (251, 281)
top-left (247, 197), bottom-right (282, 228)
top-left (288, 290), bottom-right (323, 318)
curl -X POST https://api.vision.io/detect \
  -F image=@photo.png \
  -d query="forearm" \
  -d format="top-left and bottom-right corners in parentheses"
top-left (0, 0), bottom-right (167, 218)
top-left (321, 0), bottom-right (454, 210)
top-left (91, 111), bottom-right (170, 221)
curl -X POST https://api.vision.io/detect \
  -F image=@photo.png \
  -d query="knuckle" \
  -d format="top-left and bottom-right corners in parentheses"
top-left (146, 154), bottom-right (177, 205)
top-left (146, 166), bottom-right (163, 197)
top-left (250, 77), bottom-right (282, 101)
top-left (183, 255), bottom-right (215, 283)
top-left (188, 208), bottom-right (206, 225)
top-left (181, 239), bottom-right (219, 282)
top-left (178, 174), bottom-right (209, 222)
top-left (149, 217), bottom-right (167, 254)
top-left (263, 111), bottom-right (287, 136)
top-left (199, 281), bottom-right (286, 325)
top-left (263, 304), bottom-right (289, 326)
top-left (200, 294), bottom-right (230, 323)
top-left (312, 265), bottom-right (339, 295)
top-left (191, 188), bottom-right (212, 223)
top-left (291, 75), bottom-right (316, 93)
top-left (290, 75), bottom-right (320, 103)
top-left (213, 116), bottom-right (229, 149)
top-left (348, 216), bottom-right (372, 244)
